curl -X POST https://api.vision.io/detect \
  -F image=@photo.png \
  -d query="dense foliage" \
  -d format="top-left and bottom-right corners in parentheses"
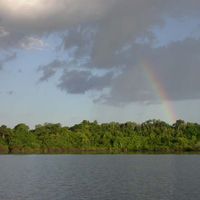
top-left (0, 120), bottom-right (200, 153)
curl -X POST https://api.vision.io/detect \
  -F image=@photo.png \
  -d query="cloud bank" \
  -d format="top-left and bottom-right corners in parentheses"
top-left (1, 0), bottom-right (200, 105)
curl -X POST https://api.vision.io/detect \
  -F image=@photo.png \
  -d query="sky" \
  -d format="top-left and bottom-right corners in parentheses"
top-left (0, 0), bottom-right (200, 128)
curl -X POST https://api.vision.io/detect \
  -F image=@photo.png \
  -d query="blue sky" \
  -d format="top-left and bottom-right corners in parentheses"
top-left (0, 0), bottom-right (200, 127)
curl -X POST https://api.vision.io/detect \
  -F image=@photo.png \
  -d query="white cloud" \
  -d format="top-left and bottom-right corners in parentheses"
top-left (20, 37), bottom-right (47, 50)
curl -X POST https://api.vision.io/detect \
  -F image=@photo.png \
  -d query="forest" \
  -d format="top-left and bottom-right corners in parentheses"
top-left (0, 119), bottom-right (200, 154)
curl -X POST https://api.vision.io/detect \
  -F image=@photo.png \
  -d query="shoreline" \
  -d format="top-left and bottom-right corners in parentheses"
top-left (1, 150), bottom-right (200, 155)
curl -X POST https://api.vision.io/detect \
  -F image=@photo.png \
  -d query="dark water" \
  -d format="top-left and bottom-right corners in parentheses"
top-left (0, 155), bottom-right (200, 200)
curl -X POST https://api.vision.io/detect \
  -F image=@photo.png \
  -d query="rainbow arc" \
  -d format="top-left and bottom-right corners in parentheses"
top-left (142, 62), bottom-right (177, 124)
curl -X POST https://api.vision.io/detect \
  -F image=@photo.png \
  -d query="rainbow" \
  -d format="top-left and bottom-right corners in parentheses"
top-left (142, 62), bottom-right (177, 124)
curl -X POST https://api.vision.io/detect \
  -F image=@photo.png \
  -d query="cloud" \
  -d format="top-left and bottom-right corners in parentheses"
top-left (95, 38), bottom-right (200, 105)
top-left (1, 0), bottom-right (200, 105)
top-left (58, 70), bottom-right (113, 94)
top-left (38, 60), bottom-right (67, 81)
top-left (0, 0), bottom-right (114, 53)
top-left (0, 0), bottom-right (112, 49)
top-left (1, 0), bottom-right (199, 50)
top-left (38, 59), bottom-right (114, 93)
top-left (40, 36), bottom-right (200, 105)
top-left (20, 37), bottom-right (47, 50)
top-left (0, 29), bottom-right (46, 50)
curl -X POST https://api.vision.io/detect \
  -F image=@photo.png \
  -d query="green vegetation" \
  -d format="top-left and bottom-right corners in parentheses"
top-left (0, 120), bottom-right (200, 154)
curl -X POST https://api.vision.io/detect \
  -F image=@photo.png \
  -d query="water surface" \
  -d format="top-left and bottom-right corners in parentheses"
top-left (0, 155), bottom-right (199, 200)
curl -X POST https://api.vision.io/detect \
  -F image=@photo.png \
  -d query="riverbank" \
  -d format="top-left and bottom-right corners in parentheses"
top-left (0, 147), bottom-right (200, 154)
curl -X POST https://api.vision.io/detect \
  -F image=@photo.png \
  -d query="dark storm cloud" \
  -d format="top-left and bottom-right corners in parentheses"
top-left (55, 36), bottom-right (200, 105)
top-left (38, 58), bottom-right (114, 93)
top-left (1, 0), bottom-right (200, 104)
top-left (101, 38), bottom-right (200, 105)
top-left (0, 0), bottom-right (113, 50)
top-left (38, 60), bottom-right (67, 81)
top-left (58, 70), bottom-right (114, 94)
top-left (1, 0), bottom-right (200, 50)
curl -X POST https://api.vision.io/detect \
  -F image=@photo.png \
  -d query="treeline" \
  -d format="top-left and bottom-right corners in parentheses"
top-left (0, 119), bottom-right (200, 154)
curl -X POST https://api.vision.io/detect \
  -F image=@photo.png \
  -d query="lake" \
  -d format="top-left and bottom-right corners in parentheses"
top-left (0, 155), bottom-right (199, 200)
